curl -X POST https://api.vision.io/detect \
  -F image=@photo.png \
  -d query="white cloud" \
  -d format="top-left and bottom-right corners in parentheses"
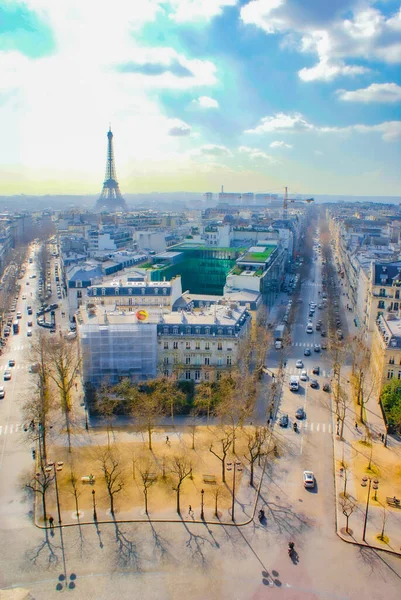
top-left (245, 112), bottom-right (314, 134)
top-left (338, 82), bottom-right (401, 103)
top-left (192, 96), bottom-right (219, 108)
top-left (314, 150), bottom-right (323, 156)
top-left (167, 119), bottom-right (192, 136)
top-left (240, 1), bottom-right (401, 82)
top-left (245, 111), bottom-right (401, 141)
top-left (238, 146), bottom-right (277, 162)
top-left (270, 140), bottom-right (293, 148)
top-left (168, 0), bottom-right (237, 23)
top-left (191, 144), bottom-right (232, 157)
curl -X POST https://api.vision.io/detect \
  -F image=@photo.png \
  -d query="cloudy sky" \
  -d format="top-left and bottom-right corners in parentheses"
top-left (1, 0), bottom-right (401, 196)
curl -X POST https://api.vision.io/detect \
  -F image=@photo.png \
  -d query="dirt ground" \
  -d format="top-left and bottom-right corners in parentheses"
top-left (342, 436), bottom-right (401, 505)
top-left (43, 426), bottom-right (268, 519)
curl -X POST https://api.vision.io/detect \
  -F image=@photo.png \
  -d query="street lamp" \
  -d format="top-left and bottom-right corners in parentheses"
top-left (200, 488), bottom-right (205, 520)
top-left (227, 460), bottom-right (242, 522)
top-left (361, 476), bottom-right (379, 542)
top-left (92, 489), bottom-right (97, 521)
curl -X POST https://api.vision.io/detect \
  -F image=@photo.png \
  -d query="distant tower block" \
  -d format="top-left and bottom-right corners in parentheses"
top-left (95, 126), bottom-right (127, 212)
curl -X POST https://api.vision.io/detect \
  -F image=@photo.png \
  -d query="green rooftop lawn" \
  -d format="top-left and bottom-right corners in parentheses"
top-left (241, 247), bottom-right (274, 262)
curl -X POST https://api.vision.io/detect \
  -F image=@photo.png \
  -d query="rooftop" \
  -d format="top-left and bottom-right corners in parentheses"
top-left (239, 246), bottom-right (275, 263)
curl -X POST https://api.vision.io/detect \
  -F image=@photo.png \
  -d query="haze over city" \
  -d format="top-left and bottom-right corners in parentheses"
top-left (0, 0), bottom-right (401, 197)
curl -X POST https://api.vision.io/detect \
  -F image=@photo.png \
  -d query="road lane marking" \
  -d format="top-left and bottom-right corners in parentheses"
top-left (3, 425), bottom-right (7, 436)
top-left (0, 426), bottom-right (2, 436)
top-left (322, 423), bottom-right (325, 433)
top-left (316, 423), bottom-right (320, 432)
top-left (310, 423), bottom-right (314, 431)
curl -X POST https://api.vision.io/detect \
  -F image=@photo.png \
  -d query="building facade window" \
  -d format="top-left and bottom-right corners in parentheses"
top-left (195, 341), bottom-right (200, 350)
top-left (195, 370), bottom-right (201, 380)
top-left (389, 357), bottom-right (395, 364)
top-left (173, 341), bottom-right (178, 350)
top-left (163, 369), bottom-right (169, 377)
top-left (395, 302), bottom-right (399, 311)
top-left (380, 288), bottom-right (386, 297)
top-left (173, 327), bottom-right (178, 335)
top-left (102, 288), bottom-right (106, 296)
top-left (204, 371), bottom-right (209, 381)
top-left (185, 370), bottom-right (191, 380)
top-left (185, 356), bottom-right (191, 365)
top-left (217, 342), bottom-right (223, 351)
top-left (163, 357), bottom-right (169, 365)
top-left (186, 341), bottom-right (191, 350)
top-left (227, 356), bottom-right (232, 366)
top-left (205, 342), bottom-right (210, 350)
top-left (77, 290), bottom-right (82, 299)
top-left (164, 342), bottom-right (168, 350)
top-left (204, 357), bottom-right (210, 365)
top-left (387, 370), bottom-right (394, 379)
top-left (378, 300), bottom-right (385, 309)
top-left (396, 290), bottom-right (400, 300)
top-left (217, 357), bottom-right (223, 366)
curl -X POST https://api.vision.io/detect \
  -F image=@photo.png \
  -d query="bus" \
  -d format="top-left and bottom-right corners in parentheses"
top-left (13, 320), bottom-right (19, 334)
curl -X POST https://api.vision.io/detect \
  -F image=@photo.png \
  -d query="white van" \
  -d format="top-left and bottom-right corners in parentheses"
top-left (306, 324), bottom-right (313, 334)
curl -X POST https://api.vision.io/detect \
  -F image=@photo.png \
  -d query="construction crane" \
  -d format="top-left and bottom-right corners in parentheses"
top-left (283, 186), bottom-right (314, 219)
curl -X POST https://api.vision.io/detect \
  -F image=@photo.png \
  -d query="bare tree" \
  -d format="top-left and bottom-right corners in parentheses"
top-left (153, 376), bottom-right (185, 424)
top-left (194, 381), bottom-right (215, 422)
top-left (171, 456), bottom-right (192, 515)
top-left (379, 506), bottom-right (389, 541)
top-left (23, 333), bottom-right (53, 460)
top-left (211, 485), bottom-right (227, 518)
top-left (47, 338), bottom-right (81, 453)
top-left (68, 467), bottom-right (82, 521)
top-left (244, 426), bottom-right (269, 487)
top-left (209, 434), bottom-right (232, 483)
top-left (340, 496), bottom-right (355, 534)
top-left (216, 371), bottom-right (254, 453)
top-left (350, 335), bottom-right (377, 423)
top-left (138, 460), bottom-right (156, 515)
top-left (96, 385), bottom-right (121, 449)
top-left (98, 448), bottom-right (125, 516)
top-left (115, 379), bottom-right (165, 451)
top-left (25, 462), bottom-right (54, 526)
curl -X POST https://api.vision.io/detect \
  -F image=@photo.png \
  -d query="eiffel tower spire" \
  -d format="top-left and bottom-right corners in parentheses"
top-left (95, 126), bottom-right (127, 212)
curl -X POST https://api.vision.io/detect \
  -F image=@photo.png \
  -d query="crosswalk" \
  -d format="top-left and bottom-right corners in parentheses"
top-left (0, 423), bottom-right (23, 436)
top-left (285, 367), bottom-right (330, 377)
top-left (282, 421), bottom-right (332, 434)
top-left (0, 364), bottom-right (25, 371)
top-left (292, 342), bottom-right (320, 347)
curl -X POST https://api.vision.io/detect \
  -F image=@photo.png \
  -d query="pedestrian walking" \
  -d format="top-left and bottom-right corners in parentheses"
top-left (188, 505), bottom-right (192, 515)
top-left (355, 422), bottom-right (358, 430)
top-left (49, 516), bottom-right (54, 529)
top-left (166, 435), bottom-right (169, 444)
top-left (75, 382), bottom-right (78, 391)
top-left (381, 433), bottom-right (385, 443)
top-left (267, 418), bottom-right (270, 426)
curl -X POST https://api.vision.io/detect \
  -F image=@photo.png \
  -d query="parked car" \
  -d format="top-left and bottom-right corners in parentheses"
top-left (295, 407), bottom-right (305, 419)
top-left (279, 414), bottom-right (289, 428)
top-left (310, 379), bottom-right (319, 389)
top-left (303, 470), bottom-right (315, 488)
top-left (323, 383), bottom-right (330, 392)
top-left (4, 370), bottom-right (12, 381)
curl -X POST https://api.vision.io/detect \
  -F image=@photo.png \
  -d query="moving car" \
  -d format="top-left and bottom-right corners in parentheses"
top-left (304, 348), bottom-right (311, 356)
top-left (4, 370), bottom-right (12, 381)
top-left (310, 379), bottom-right (319, 389)
top-left (295, 407), bottom-right (305, 420)
top-left (27, 329), bottom-right (32, 337)
top-left (303, 470), bottom-right (315, 488)
top-left (0, 386), bottom-right (5, 399)
top-left (295, 359), bottom-right (303, 369)
top-left (314, 344), bottom-right (321, 352)
top-left (279, 414), bottom-right (289, 428)
top-left (300, 370), bottom-right (308, 381)
top-left (321, 342), bottom-right (328, 350)
top-left (8, 359), bottom-right (15, 367)
top-left (312, 365), bottom-right (320, 375)
top-left (323, 383), bottom-right (330, 392)
top-left (306, 324), bottom-right (313, 334)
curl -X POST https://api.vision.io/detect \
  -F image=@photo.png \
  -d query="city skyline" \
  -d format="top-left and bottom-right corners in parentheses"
top-left (0, 1), bottom-right (401, 196)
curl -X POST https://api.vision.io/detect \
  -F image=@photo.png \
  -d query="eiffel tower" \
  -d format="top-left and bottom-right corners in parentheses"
top-left (95, 126), bottom-right (127, 212)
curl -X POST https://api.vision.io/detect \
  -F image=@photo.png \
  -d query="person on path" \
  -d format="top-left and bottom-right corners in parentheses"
top-left (355, 422), bottom-right (358, 430)
top-left (166, 435), bottom-right (169, 444)
top-left (49, 516), bottom-right (54, 529)
top-left (188, 505), bottom-right (192, 515)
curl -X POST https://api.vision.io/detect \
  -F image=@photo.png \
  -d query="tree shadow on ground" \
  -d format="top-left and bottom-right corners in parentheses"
top-left (147, 518), bottom-right (176, 564)
top-left (357, 546), bottom-right (401, 582)
top-left (181, 519), bottom-right (215, 567)
top-left (25, 528), bottom-right (60, 569)
top-left (112, 519), bottom-right (141, 570)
